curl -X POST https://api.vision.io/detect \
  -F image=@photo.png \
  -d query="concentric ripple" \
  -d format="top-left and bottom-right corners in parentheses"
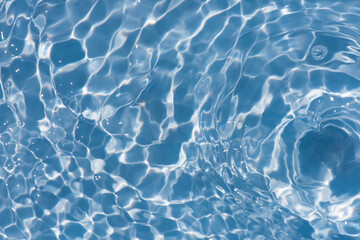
top-left (264, 94), bottom-right (360, 236)
top-left (208, 1), bottom-right (360, 239)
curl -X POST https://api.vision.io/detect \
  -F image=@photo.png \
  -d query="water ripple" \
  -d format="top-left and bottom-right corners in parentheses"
top-left (0, 0), bottom-right (360, 239)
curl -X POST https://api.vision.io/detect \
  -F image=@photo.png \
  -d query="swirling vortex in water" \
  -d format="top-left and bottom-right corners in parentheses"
top-left (203, 3), bottom-right (360, 239)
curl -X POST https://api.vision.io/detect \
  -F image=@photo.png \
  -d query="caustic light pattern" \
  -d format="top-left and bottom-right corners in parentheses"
top-left (0, 0), bottom-right (359, 239)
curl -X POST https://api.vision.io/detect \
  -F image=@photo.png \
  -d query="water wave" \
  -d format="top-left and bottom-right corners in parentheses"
top-left (203, 1), bottom-right (360, 239)
top-left (0, 0), bottom-right (360, 239)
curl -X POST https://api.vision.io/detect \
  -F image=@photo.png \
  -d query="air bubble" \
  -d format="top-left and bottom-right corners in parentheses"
top-left (4, 80), bottom-right (13, 88)
top-left (7, 15), bottom-right (14, 25)
top-left (311, 45), bottom-right (328, 61)
top-left (4, 80), bottom-right (13, 94)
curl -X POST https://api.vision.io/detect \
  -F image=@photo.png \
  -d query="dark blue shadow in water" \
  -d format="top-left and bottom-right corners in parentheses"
top-left (299, 125), bottom-right (360, 196)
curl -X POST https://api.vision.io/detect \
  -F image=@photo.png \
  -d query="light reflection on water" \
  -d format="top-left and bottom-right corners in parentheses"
top-left (0, 0), bottom-right (359, 239)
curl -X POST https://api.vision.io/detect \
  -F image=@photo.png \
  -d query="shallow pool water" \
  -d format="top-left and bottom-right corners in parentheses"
top-left (0, 0), bottom-right (360, 239)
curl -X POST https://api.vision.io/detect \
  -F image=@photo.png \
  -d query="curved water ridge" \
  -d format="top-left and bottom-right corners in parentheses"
top-left (0, 0), bottom-right (360, 239)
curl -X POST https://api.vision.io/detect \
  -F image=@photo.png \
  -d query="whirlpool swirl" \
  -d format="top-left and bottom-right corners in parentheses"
top-left (203, 2), bottom-right (360, 239)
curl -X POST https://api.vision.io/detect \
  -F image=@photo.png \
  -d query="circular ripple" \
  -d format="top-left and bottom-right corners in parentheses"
top-left (311, 45), bottom-right (328, 61)
top-left (299, 125), bottom-right (355, 178)
top-left (271, 96), bottom-right (360, 231)
top-left (297, 122), bottom-right (360, 194)
top-left (212, 25), bottom-right (360, 238)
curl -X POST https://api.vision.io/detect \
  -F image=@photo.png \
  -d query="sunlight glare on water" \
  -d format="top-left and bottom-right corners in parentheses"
top-left (0, 0), bottom-right (359, 239)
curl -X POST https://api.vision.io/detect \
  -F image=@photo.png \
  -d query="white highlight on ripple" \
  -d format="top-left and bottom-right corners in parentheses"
top-left (91, 159), bottom-right (104, 173)
top-left (38, 118), bottom-right (51, 132)
top-left (87, 58), bottom-right (104, 73)
top-left (112, 30), bottom-right (126, 50)
top-left (101, 105), bottom-right (116, 119)
top-left (105, 137), bottom-right (119, 154)
top-left (262, 3), bottom-right (277, 13)
top-left (82, 109), bottom-right (98, 120)
top-left (38, 41), bottom-right (52, 59)
top-left (327, 197), bottom-right (355, 221)
top-left (23, 32), bottom-right (35, 55)
top-left (32, 14), bottom-right (46, 34)
top-left (5, 80), bottom-right (26, 119)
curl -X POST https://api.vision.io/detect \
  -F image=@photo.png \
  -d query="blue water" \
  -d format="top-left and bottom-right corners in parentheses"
top-left (0, 0), bottom-right (360, 239)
